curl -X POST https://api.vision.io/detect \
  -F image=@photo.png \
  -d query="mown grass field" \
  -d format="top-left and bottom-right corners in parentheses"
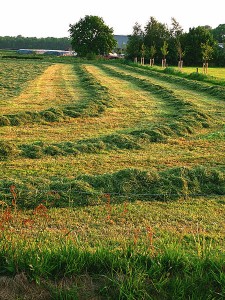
top-left (179, 66), bottom-right (225, 79)
top-left (150, 65), bottom-right (225, 79)
top-left (0, 57), bottom-right (225, 299)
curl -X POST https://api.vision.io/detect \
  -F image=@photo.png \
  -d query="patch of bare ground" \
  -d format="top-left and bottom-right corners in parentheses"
top-left (0, 273), bottom-right (50, 300)
top-left (0, 273), bottom-right (103, 300)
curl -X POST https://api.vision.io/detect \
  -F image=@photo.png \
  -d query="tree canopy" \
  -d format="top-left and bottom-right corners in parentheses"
top-left (69, 15), bottom-right (117, 57)
top-left (126, 18), bottom-right (225, 66)
top-left (125, 22), bottom-right (144, 60)
top-left (0, 36), bottom-right (70, 50)
top-left (144, 17), bottom-right (170, 62)
top-left (212, 24), bottom-right (225, 43)
top-left (181, 26), bottom-right (215, 65)
top-left (126, 17), bottom-right (171, 63)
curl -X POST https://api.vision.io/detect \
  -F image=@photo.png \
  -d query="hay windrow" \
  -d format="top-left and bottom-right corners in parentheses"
top-left (0, 166), bottom-right (224, 208)
top-left (117, 62), bottom-right (225, 101)
top-left (0, 64), bottom-right (112, 127)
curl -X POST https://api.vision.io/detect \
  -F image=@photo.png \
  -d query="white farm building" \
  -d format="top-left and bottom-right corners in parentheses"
top-left (17, 49), bottom-right (76, 56)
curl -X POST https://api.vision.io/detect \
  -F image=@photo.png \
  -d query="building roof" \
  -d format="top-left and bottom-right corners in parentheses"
top-left (114, 35), bottom-right (128, 48)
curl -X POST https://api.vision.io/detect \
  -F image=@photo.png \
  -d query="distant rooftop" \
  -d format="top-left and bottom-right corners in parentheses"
top-left (17, 49), bottom-right (76, 56)
top-left (114, 35), bottom-right (128, 48)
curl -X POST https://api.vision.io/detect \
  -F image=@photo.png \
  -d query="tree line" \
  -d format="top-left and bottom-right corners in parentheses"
top-left (67, 15), bottom-right (225, 67)
top-left (126, 18), bottom-right (225, 67)
top-left (0, 36), bottom-right (71, 50)
top-left (1, 16), bottom-right (224, 67)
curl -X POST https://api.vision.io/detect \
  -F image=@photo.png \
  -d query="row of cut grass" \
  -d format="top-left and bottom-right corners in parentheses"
top-left (0, 165), bottom-right (224, 208)
top-left (117, 62), bottom-right (225, 100)
top-left (1, 133), bottom-right (224, 182)
top-left (0, 62), bottom-right (224, 183)
top-left (0, 63), bottom-right (112, 127)
top-left (0, 60), bottom-right (51, 101)
top-left (0, 62), bottom-right (167, 145)
top-left (0, 64), bottom-right (80, 114)
top-left (106, 64), bottom-right (225, 124)
top-left (97, 64), bottom-right (211, 137)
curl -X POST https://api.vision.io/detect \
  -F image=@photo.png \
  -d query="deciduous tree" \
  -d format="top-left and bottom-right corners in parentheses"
top-left (182, 26), bottom-right (215, 65)
top-left (125, 22), bottom-right (144, 61)
top-left (212, 24), bottom-right (225, 43)
top-left (168, 18), bottom-right (184, 65)
top-left (69, 15), bottom-right (117, 57)
top-left (144, 17), bottom-right (170, 64)
top-left (161, 41), bottom-right (169, 67)
top-left (149, 44), bottom-right (156, 66)
top-left (201, 41), bottom-right (214, 73)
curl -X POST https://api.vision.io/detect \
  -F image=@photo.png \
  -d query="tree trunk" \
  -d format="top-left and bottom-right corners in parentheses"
top-left (203, 61), bottom-right (208, 74)
top-left (178, 60), bottom-right (183, 69)
top-left (150, 58), bottom-right (154, 66)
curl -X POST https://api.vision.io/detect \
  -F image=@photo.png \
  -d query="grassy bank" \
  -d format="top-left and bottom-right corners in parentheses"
top-left (0, 197), bottom-right (225, 299)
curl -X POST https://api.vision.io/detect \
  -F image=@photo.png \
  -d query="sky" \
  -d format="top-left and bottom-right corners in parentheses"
top-left (1, 0), bottom-right (224, 38)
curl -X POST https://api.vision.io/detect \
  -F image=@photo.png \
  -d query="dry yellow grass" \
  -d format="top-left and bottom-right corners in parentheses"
top-left (84, 64), bottom-right (165, 127)
top-left (1, 197), bottom-right (225, 248)
top-left (0, 64), bottom-right (81, 114)
top-left (0, 62), bottom-right (224, 180)
top-left (0, 63), bottom-right (166, 144)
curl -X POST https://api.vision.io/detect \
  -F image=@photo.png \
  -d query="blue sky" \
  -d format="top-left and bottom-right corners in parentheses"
top-left (1, 0), bottom-right (224, 37)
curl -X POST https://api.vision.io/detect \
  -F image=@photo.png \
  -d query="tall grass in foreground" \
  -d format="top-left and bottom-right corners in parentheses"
top-left (2, 237), bottom-right (225, 299)
top-left (0, 197), bottom-right (225, 299)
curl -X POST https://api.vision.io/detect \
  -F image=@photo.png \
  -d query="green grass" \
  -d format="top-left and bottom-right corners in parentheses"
top-left (0, 165), bottom-right (224, 208)
top-left (129, 62), bottom-right (225, 86)
top-left (110, 62), bottom-right (225, 100)
top-left (0, 197), bottom-right (225, 299)
top-left (0, 59), bottom-right (225, 299)
top-left (179, 66), bottom-right (225, 80)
